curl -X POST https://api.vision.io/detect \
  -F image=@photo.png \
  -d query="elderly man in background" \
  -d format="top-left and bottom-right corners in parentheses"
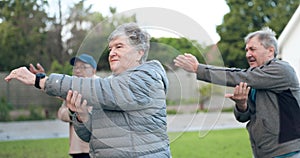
top-left (30, 53), bottom-right (98, 158)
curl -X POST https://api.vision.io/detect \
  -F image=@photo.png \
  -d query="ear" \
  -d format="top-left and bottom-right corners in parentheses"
top-left (138, 50), bottom-right (144, 59)
top-left (92, 69), bottom-right (96, 74)
top-left (268, 46), bottom-right (275, 57)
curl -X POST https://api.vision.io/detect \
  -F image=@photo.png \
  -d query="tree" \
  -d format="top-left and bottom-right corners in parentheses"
top-left (45, 0), bottom-right (65, 66)
top-left (217, 0), bottom-right (299, 68)
top-left (65, 0), bottom-right (94, 56)
top-left (0, 0), bottom-right (51, 71)
top-left (149, 37), bottom-right (206, 70)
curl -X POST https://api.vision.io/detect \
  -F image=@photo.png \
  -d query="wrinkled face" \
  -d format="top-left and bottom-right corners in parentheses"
top-left (73, 60), bottom-right (95, 77)
top-left (245, 36), bottom-right (274, 68)
top-left (108, 36), bottom-right (144, 75)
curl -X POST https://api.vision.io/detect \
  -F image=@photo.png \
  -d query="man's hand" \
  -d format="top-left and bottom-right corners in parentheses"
top-left (66, 90), bottom-right (89, 122)
top-left (225, 82), bottom-right (250, 112)
top-left (174, 53), bottom-right (199, 73)
top-left (29, 63), bottom-right (45, 74)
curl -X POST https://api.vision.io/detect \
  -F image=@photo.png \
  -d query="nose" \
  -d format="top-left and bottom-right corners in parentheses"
top-left (109, 48), bottom-right (116, 57)
top-left (246, 50), bottom-right (252, 58)
top-left (73, 68), bottom-right (81, 74)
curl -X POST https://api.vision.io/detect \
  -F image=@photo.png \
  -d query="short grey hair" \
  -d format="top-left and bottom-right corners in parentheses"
top-left (244, 27), bottom-right (278, 57)
top-left (108, 23), bottom-right (150, 63)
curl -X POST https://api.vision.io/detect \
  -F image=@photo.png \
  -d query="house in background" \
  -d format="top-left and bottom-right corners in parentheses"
top-left (278, 5), bottom-right (300, 79)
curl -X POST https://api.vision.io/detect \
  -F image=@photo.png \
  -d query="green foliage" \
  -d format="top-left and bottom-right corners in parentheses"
top-left (0, 0), bottom-right (137, 72)
top-left (13, 106), bottom-right (47, 121)
top-left (0, 0), bottom-right (51, 71)
top-left (166, 109), bottom-right (178, 115)
top-left (28, 106), bottom-right (45, 120)
top-left (217, 0), bottom-right (299, 68)
top-left (0, 97), bottom-right (13, 121)
top-left (166, 99), bottom-right (177, 106)
top-left (149, 37), bottom-right (206, 70)
top-left (199, 84), bottom-right (213, 104)
top-left (49, 60), bottom-right (72, 75)
top-left (198, 83), bottom-right (224, 104)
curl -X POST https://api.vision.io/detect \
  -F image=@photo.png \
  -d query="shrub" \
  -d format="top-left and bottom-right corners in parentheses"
top-left (0, 97), bottom-right (13, 121)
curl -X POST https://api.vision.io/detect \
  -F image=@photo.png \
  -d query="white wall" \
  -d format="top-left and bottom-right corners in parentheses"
top-left (278, 5), bottom-right (300, 79)
top-left (280, 26), bottom-right (300, 79)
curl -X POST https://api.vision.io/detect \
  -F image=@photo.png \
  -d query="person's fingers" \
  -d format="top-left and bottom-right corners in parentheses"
top-left (238, 82), bottom-right (244, 94)
top-left (174, 60), bottom-right (184, 68)
top-left (224, 93), bottom-right (234, 98)
top-left (71, 91), bottom-right (78, 105)
top-left (185, 54), bottom-right (196, 61)
top-left (4, 73), bottom-right (13, 82)
top-left (174, 55), bottom-right (185, 62)
top-left (4, 69), bottom-right (18, 82)
top-left (36, 63), bottom-right (45, 72)
top-left (74, 93), bottom-right (82, 108)
top-left (65, 90), bottom-right (76, 111)
top-left (29, 64), bottom-right (35, 72)
top-left (81, 99), bottom-right (87, 107)
top-left (184, 53), bottom-right (192, 57)
top-left (243, 83), bottom-right (247, 95)
top-left (66, 90), bottom-right (73, 103)
top-left (233, 85), bottom-right (239, 96)
top-left (246, 86), bottom-right (251, 94)
top-left (174, 55), bottom-right (186, 67)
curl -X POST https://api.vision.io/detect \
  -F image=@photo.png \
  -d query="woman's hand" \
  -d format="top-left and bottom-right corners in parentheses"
top-left (5, 67), bottom-right (36, 85)
top-left (66, 90), bottom-right (89, 123)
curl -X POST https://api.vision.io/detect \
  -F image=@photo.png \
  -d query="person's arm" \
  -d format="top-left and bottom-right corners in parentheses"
top-left (72, 115), bottom-right (92, 142)
top-left (5, 61), bottom-right (167, 112)
top-left (174, 55), bottom-right (292, 91)
top-left (174, 53), bottom-right (242, 87)
top-left (57, 101), bottom-right (72, 122)
top-left (65, 90), bottom-right (92, 142)
top-left (192, 58), bottom-right (293, 90)
top-left (234, 105), bottom-right (251, 123)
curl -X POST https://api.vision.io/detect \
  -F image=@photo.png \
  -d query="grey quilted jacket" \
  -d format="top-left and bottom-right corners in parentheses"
top-left (45, 60), bottom-right (171, 158)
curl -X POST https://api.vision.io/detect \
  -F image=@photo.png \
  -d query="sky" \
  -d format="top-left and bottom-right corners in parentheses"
top-left (48, 0), bottom-right (230, 44)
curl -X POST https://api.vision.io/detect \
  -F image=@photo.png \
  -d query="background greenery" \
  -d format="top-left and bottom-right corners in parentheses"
top-left (0, 0), bottom-right (298, 72)
top-left (217, 0), bottom-right (299, 68)
top-left (0, 1), bottom-right (297, 156)
top-left (0, 128), bottom-right (252, 158)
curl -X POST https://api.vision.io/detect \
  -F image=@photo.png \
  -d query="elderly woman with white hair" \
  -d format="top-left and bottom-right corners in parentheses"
top-left (5, 23), bottom-right (171, 158)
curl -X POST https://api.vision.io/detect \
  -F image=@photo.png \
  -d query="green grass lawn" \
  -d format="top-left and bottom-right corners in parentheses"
top-left (0, 128), bottom-right (252, 158)
top-left (169, 128), bottom-right (252, 158)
